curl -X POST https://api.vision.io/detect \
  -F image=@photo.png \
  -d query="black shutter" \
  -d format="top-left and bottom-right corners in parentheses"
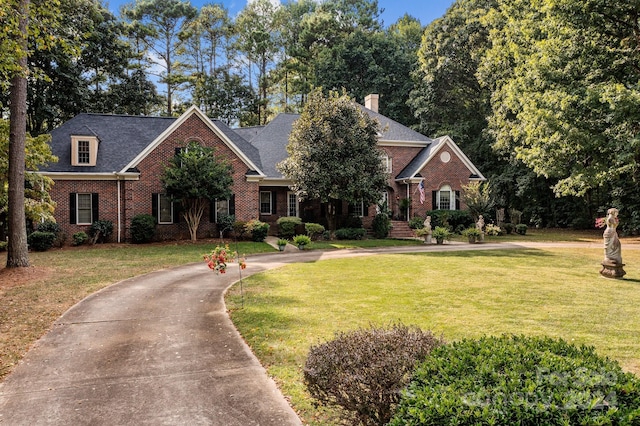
top-left (70, 193), bottom-right (77, 224)
top-left (363, 203), bottom-right (369, 217)
top-left (432, 191), bottom-right (437, 210)
top-left (229, 194), bottom-right (236, 216)
top-left (455, 191), bottom-right (460, 210)
top-left (348, 204), bottom-right (354, 215)
top-left (152, 193), bottom-right (158, 221)
top-left (92, 193), bottom-right (99, 222)
top-left (172, 200), bottom-right (180, 223)
top-left (174, 147), bottom-right (182, 156)
top-left (336, 200), bottom-right (343, 215)
top-left (271, 191), bottom-right (276, 215)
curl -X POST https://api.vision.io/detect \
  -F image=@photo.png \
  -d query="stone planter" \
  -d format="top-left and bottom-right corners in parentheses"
top-left (278, 244), bottom-right (286, 251)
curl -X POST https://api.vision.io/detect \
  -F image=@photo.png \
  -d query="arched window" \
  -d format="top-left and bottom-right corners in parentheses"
top-left (435, 185), bottom-right (459, 210)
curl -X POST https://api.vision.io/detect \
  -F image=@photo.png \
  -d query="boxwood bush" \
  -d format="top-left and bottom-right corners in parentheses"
top-left (304, 324), bottom-right (445, 426)
top-left (130, 214), bottom-right (156, 243)
top-left (245, 219), bottom-right (269, 242)
top-left (276, 216), bottom-right (302, 239)
top-left (334, 227), bottom-right (366, 240)
top-left (390, 335), bottom-right (640, 425)
top-left (28, 231), bottom-right (56, 251)
top-left (372, 212), bottom-right (391, 238)
top-left (425, 210), bottom-right (473, 231)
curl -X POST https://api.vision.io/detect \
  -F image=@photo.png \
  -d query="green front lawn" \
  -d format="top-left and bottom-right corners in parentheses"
top-left (226, 247), bottom-right (640, 425)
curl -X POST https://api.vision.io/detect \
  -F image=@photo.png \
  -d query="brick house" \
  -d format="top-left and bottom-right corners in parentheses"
top-left (39, 95), bottom-right (484, 243)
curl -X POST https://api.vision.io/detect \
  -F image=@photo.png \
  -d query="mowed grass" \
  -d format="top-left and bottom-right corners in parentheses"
top-left (226, 246), bottom-right (640, 425)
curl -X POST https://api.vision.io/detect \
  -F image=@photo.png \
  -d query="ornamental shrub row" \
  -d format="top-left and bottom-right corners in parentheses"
top-left (306, 332), bottom-right (640, 426)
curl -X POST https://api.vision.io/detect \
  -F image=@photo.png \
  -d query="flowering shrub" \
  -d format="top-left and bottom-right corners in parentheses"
top-left (203, 244), bottom-right (246, 274)
top-left (485, 223), bottom-right (502, 236)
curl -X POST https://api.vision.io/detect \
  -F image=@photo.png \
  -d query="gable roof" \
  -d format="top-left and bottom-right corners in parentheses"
top-left (248, 114), bottom-right (299, 178)
top-left (396, 135), bottom-right (486, 181)
top-left (124, 106), bottom-right (264, 177)
top-left (44, 113), bottom-right (175, 174)
top-left (358, 106), bottom-right (432, 144)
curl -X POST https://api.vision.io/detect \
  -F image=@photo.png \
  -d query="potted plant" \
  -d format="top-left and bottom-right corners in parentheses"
top-left (293, 234), bottom-right (311, 250)
top-left (432, 226), bottom-right (451, 245)
top-left (414, 227), bottom-right (431, 243)
top-left (276, 238), bottom-right (288, 251)
top-left (461, 227), bottom-right (482, 244)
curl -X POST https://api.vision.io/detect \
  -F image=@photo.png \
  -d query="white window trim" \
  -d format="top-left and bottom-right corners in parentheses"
top-left (260, 191), bottom-right (272, 215)
top-left (214, 198), bottom-right (230, 222)
top-left (352, 200), bottom-right (365, 217)
top-left (287, 192), bottom-right (299, 217)
top-left (157, 194), bottom-right (174, 224)
top-left (381, 153), bottom-right (392, 173)
top-left (437, 185), bottom-right (455, 211)
top-left (71, 136), bottom-right (98, 166)
top-left (76, 193), bottom-right (93, 225)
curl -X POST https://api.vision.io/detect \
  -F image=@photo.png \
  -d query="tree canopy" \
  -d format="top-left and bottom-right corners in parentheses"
top-left (161, 141), bottom-right (233, 241)
top-left (277, 88), bottom-right (387, 230)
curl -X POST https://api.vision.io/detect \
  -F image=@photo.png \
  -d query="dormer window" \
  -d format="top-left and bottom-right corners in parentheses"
top-left (71, 136), bottom-right (98, 166)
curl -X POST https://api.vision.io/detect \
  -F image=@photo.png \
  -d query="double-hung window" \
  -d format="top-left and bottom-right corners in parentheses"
top-left (158, 194), bottom-right (173, 224)
top-left (260, 191), bottom-right (272, 215)
top-left (69, 193), bottom-right (98, 225)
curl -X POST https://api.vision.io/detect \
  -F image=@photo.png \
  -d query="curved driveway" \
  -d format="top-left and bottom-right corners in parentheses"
top-left (0, 241), bottom-right (612, 424)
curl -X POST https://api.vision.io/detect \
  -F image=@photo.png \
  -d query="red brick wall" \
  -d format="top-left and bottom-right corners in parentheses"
top-left (49, 112), bottom-right (260, 244)
top-left (49, 179), bottom-right (120, 242)
top-left (129, 113), bottom-right (260, 240)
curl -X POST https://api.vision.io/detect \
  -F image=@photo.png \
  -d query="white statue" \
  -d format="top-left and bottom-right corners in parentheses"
top-left (423, 216), bottom-right (432, 244)
top-left (603, 208), bottom-right (622, 264)
top-left (476, 215), bottom-right (485, 242)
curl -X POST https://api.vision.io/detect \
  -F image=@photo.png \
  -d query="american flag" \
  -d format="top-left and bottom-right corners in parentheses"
top-left (418, 180), bottom-right (425, 205)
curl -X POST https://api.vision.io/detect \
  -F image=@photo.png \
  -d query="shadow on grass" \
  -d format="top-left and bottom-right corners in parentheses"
top-left (399, 248), bottom-right (554, 259)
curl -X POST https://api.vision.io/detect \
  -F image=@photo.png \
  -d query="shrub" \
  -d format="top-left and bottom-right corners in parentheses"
top-left (408, 216), bottom-right (424, 229)
top-left (503, 222), bottom-right (514, 234)
top-left (293, 234), bottom-right (311, 248)
top-left (36, 220), bottom-right (60, 235)
top-left (36, 220), bottom-right (63, 247)
top-left (425, 210), bottom-right (473, 231)
top-left (392, 335), bottom-right (640, 426)
top-left (216, 214), bottom-right (235, 238)
top-left (276, 216), bottom-right (302, 239)
top-left (516, 224), bottom-right (528, 235)
top-left (305, 222), bottom-right (325, 240)
top-left (485, 223), bottom-right (502, 236)
top-left (304, 324), bottom-right (445, 426)
top-left (372, 213), bottom-right (391, 239)
top-left (342, 215), bottom-right (363, 229)
top-left (0, 241), bottom-right (7, 251)
top-left (130, 214), bottom-right (156, 243)
top-left (89, 220), bottom-right (113, 243)
top-left (334, 227), bottom-right (367, 240)
top-left (28, 231), bottom-right (56, 251)
top-left (72, 231), bottom-right (88, 246)
top-left (233, 221), bottom-right (248, 239)
top-left (245, 219), bottom-right (269, 242)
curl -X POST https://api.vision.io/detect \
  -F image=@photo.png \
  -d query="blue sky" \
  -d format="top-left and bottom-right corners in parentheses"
top-left (105, 0), bottom-right (456, 27)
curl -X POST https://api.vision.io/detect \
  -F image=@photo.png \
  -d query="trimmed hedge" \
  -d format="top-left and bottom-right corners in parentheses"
top-left (28, 231), bottom-right (56, 251)
top-left (390, 335), bottom-right (640, 425)
top-left (305, 324), bottom-right (444, 426)
top-left (424, 210), bottom-right (473, 232)
top-left (130, 214), bottom-right (156, 243)
top-left (334, 227), bottom-right (366, 240)
top-left (277, 216), bottom-right (302, 239)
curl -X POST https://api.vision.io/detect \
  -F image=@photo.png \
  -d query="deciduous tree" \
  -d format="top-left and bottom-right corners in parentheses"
top-left (161, 141), bottom-right (233, 241)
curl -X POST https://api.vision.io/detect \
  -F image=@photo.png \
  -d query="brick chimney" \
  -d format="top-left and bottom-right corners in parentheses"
top-left (364, 94), bottom-right (379, 113)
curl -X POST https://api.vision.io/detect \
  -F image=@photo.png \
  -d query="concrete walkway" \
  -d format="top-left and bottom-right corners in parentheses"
top-left (0, 239), bottom-right (631, 424)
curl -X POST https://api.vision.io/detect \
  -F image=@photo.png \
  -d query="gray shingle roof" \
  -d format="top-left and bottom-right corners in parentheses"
top-left (358, 106), bottom-right (432, 143)
top-left (211, 119), bottom-right (263, 173)
top-left (44, 113), bottom-right (176, 173)
top-left (248, 114), bottom-right (299, 178)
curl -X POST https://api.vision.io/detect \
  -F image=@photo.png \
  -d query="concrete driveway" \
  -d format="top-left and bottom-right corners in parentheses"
top-left (0, 240), bottom-right (609, 425)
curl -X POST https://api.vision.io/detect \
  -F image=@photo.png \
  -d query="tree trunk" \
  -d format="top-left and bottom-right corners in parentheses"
top-left (6, 0), bottom-right (30, 268)
top-left (183, 199), bottom-right (206, 241)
